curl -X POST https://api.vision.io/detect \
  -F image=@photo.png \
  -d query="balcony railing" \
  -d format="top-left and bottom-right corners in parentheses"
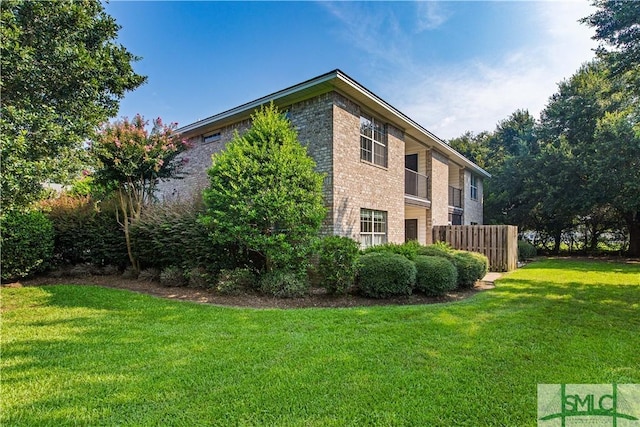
top-left (449, 186), bottom-right (462, 208)
top-left (405, 168), bottom-right (430, 200)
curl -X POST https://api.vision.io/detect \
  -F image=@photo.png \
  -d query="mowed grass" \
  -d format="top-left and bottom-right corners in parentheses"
top-left (1, 259), bottom-right (639, 426)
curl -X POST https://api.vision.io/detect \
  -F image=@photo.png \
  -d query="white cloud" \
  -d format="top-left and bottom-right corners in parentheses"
top-left (416, 2), bottom-right (450, 32)
top-left (324, 1), bottom-right (598, 140)
top-left (388, 1), bottom-right (599, 140)
top-left (321, 2), bottom-right (414, 69)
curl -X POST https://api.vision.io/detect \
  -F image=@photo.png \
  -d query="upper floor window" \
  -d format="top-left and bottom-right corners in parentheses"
top-left (203, 132), bottom-right (221, 144)
top-left (360, 208), bottom-right (387, 248)
top-left (470, 174), bottom-right (478, 200)
top-left (360, 114), bottom-right (387, 168)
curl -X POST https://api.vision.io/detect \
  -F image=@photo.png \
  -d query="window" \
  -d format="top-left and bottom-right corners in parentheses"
top-left (449, 213), bottom-right (462, 225)
top-left (470, 174), bottom-right (478, 201)
top-left (203, 132), bottom-right (221, 144)
top-left (360, 208), bottom-right (387, 248)
top-left (360, 114), bottom-right (387, 167)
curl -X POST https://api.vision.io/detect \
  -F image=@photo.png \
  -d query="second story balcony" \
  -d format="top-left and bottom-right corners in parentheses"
top-left (449, 186), bottom-right (462, 208)
top-left (405, 168), bottom-right (430, 205)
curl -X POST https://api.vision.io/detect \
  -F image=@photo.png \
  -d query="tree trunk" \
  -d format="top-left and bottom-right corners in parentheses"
top-left (625, 211), bottom-right (640, 257)
top-left (119, 188), bottom-right (140, 272)
top-left (552, 229), bottom-right (562, 255)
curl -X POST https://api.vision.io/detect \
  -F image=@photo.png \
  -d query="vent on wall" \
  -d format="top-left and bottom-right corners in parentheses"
top-left (203, 132), bottom-right (221, 144)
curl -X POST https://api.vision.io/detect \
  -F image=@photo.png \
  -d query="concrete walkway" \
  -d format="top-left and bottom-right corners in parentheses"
top-left (481, 272), bottom-right (503, 284)
top-left (475, 272), bottom-right (503, 290)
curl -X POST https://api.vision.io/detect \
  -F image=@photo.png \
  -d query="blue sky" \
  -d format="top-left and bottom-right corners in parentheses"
top-left (105, 1), bottom-right (597, 140)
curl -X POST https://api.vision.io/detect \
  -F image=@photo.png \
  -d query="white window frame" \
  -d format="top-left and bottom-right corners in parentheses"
top-left (360, 208), bottom-right (387, 248)
top-left (360, 113), bottom-right (387, 168)
top-left (470, 174), bottom-right (478, 201)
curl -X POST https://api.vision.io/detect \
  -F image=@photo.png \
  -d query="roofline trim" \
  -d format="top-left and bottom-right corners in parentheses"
top-left (177, 69), bottom-right (490, 178)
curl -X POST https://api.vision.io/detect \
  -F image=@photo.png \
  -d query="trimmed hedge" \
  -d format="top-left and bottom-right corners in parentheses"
top-left (416, 242), bottom-right (455, 259)
top-left (129, 197), bottom-right (236, 274)
top-left (41, 195), bottom-right (128, 268)
top-left (414, 255), bottom-right (458, 296)
top-left (453, 251), bottom-right (489, 289)
top-left (317, 236), bottom-right (360, 294)
top-left (0, 210), bottom-right (54, 282)
top-left (417, 243), bottom-right (488, 289)
top-left (357, 252), bottom-right (416, 298)
top-left (518, 240), bottom-right (537, 260)
top-left (361, 240), bottom-right (421, 260)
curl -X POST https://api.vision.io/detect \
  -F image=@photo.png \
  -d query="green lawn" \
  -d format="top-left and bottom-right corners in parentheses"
top-left (2, 258), bottom-right (639, 426)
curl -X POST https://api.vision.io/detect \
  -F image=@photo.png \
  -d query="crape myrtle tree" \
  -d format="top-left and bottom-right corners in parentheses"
top-left (0, 0), bottom-right (146, 211)
top-left (91, 115), bottom-right (190, 271)
top-left (202, 104), bottom-right (326, 274)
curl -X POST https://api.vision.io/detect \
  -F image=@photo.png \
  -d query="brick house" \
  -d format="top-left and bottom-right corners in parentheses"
top-left (157, 70), bottom-right (490, 247)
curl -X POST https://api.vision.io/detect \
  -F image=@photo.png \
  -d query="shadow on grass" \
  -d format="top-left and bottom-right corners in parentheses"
top-left (521, 257), bottom-right (640, 274)
top-left (3, 260), bottom-right (640, 425)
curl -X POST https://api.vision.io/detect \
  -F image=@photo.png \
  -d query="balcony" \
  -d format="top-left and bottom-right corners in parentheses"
top-left (405, 168), bottom-right (430, 206)
top-left (449, 186), bottom-right (462, 208)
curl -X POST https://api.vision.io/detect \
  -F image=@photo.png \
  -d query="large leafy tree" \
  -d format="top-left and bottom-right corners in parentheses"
top-left (0, 0), bottom-right (145, 211)
top-left (91, 115), bottom-right (189, 271)
top-left (581, 0), bottom-right (640, 90)
top-left (538, 61), bottom-right (640, 255)
top-left (202, 104), bottom-right (326, 274)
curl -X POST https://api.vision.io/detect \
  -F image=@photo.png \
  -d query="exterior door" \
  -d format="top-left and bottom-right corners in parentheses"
top-left (405, 219), bottom-right (418, 242)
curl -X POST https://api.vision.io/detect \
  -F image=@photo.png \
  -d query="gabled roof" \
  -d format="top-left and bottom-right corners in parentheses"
top-left (178, 69), bottom-right (490, 178)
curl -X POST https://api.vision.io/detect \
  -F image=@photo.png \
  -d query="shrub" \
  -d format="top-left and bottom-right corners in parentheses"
top-left (68, 264), bottom-right (93, 278)
top-left (518, 240), bottom-right (537, 260)
top-left (138, 268), bottom-right (160, 282)
top-left (122, 266), bottom-right (139, 280)
top-left (101, 265), bottom-right (120, 276)
top-left (41, 195), bottom-right (128, 268)
top-left (130, 196), bottom-right (235, 274)
top-left (362, 240), bottom-right (422, 260)
top-left (187, 267), bottom-right (215, 288)
top-left (160, 267), bottom-right (187, 287)
top-left (0, 210), bottom-right (54, 282)
top-left (216, 268), bottom-right (256, 294)
top-left (202, 104), bottom-right (326, 274)
top-left (259, 270), bottom-right (309, 298)
top-left (357, 252), bottom-right (416, 298)
top-left (452, 251), bottom-right (489, 289)
top-left (414, 255), bottom-right (458, 296)
top-left (416, 241), bottom-right (455, 259)
top-left (317, 236), bottom-right (360, 294)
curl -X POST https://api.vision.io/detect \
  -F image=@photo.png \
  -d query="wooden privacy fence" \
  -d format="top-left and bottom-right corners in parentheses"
top-left (432, 225), bottom-right (518, 272)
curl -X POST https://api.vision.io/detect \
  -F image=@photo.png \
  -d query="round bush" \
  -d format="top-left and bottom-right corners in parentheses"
top-left (217, 268), bottom-right (256, 294)
top-left (518, 240), bottom-right (537, 260)
top-left (416, 242), bottom-right (454, 259)
top-left (160, 266), bottom-right (187, 287)
top-left (452, 251), bottom-right (489, 289)
top-left (259, 270), bottom-right (309, 298)
top-left (361, 240), bottom-right (421, 260)
top-left (414, 255), bottom-right (458, 296)
top-left (1, 210), bottom-right (54, 282)
top-left (357, 252), bottom-right (417, 298)
top-left (318, 236), bottom-right (360, 294)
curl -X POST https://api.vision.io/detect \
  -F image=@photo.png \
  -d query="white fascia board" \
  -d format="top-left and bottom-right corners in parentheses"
top-left (176, 70), bottom-right (340, 135)
top-left (334, 71), bottom-right (491, 179)
top-left (177, 69), bottom-right (490, 179)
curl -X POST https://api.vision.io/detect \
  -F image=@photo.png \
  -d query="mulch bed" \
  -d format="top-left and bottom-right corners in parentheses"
top-left (11, 275), bottom-right (492, 309)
